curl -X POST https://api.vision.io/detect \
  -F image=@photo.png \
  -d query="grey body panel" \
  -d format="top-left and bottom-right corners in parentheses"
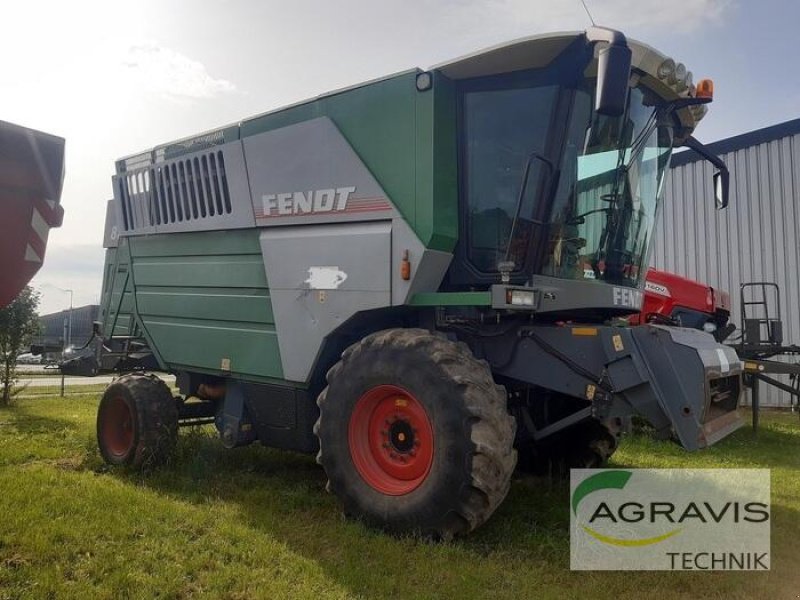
top-left (103, 199), bottom-right (119, 249)
top-left (624, 326), bottom-right (742, 448)
top-left (490, 276), bottom-right (643, 314)
top-left (390, 217), bottom-right (452, 306)
top-left (260, 222), bottom-right (392, 382)
top-left (488, 323), bottom-right (742, 450)
top-left (243, 116), bottom-right (451, 307)
top-left (245, 118), bottom-right (451, 381)
top-left (243, 117), bottom-right (393, 227)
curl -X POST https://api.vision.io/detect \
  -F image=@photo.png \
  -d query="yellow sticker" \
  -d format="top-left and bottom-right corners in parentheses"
top-left (585, 384), bottom-right (596, 401)
top-left (744, 362), bottom-right (758, 371)
top-left (612, 334), bottom-right (624, 352)
top-left (395, 398), bottom-right (408, 408)
top-left (572, 327), bottom-right (598, 336)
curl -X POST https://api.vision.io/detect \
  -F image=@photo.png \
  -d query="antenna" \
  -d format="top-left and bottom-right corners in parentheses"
top-left (579, 0), bottom-right (596, 26)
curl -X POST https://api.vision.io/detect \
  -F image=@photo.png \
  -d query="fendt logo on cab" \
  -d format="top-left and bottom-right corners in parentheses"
top-left (261, 186), bottom-right (356, 217)
top-left (612, 287), bottom-right (642, 308)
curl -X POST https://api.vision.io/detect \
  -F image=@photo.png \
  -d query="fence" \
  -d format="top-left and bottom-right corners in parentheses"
top-left (10, 363), bottom-right (176, 399)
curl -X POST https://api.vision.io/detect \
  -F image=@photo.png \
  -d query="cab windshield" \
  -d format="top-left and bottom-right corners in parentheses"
top-left (463, 80), bottom-right (674, 288)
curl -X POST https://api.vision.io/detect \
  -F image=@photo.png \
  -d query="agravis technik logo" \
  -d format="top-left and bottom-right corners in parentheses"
top-left (570, 469), bottom-right (770, 570)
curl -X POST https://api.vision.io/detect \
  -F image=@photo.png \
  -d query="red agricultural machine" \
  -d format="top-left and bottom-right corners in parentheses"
top-left (0, 120), bottom-right (65, 308)
top-left (639, 269), bottom-right (800, 423)
top-left (635, 268), bottom-right (734, 342)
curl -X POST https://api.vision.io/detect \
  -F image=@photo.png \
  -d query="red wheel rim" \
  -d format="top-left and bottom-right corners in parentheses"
top-left (101, 395), bottom-right (135, 457)
top-left (348, 384), bottom-right (434, 495)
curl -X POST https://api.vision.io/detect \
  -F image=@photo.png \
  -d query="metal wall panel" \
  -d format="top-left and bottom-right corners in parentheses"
top-left (652, 131), bottom-right (800, 406)
top-left (35, 305), bottom-right (100, 348)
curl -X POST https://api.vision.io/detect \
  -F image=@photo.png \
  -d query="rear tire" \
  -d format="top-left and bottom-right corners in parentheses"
top-left (315, 328), bottom-right (516, 539)
top-left (97, 373), bottom-right (178, 468)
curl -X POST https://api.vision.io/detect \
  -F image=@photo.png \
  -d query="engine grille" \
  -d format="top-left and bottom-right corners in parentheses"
top-left (117, 149), bottom-right (232, 231)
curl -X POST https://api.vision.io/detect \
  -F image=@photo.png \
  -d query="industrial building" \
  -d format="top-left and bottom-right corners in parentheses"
top-left (32, 304), bottom-right (99, 354)
top-left (654, 118), bottom-right (800, 406)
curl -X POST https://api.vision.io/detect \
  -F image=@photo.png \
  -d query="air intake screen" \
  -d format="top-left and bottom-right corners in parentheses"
top-left (118, 150), bottom-right (232, 231)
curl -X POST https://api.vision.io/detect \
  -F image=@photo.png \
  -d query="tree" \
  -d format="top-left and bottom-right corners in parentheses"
top-left (0, 286), bottom-right (40, 405)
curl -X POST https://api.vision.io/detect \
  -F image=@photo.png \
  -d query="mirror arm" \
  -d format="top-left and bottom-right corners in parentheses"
top-left (683, 136), bottom-right (727, 173)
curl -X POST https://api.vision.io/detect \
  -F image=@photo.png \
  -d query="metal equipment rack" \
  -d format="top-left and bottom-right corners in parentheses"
top-left (730, 282), bottom-right (800, 430)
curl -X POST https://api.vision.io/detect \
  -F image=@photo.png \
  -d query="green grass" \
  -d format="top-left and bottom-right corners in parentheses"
top-left (0, 397), bottom-right (797, 599)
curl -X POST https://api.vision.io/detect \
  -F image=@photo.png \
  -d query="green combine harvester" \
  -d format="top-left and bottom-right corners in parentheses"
top-left (96, 27), bottom-right (742, 538)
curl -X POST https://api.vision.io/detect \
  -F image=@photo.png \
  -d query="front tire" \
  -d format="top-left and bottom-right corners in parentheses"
top-left (97, 373), bottom-right (178, 468)
top-left (315, 329), bottom-right (516, 539)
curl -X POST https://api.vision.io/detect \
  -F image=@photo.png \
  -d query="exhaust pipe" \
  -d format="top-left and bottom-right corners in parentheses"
top-left (196, 382), bottom-right (226, 400)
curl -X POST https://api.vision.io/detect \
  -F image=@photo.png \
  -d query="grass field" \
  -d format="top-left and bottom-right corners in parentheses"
top-left (0, 396), bottom-right (797, 599)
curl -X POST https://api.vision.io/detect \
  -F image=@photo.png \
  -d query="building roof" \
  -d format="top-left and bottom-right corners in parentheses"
top-left (672, 117), bottom-right (800, 168)
top-left (39, 304), bottom-right (99, 321)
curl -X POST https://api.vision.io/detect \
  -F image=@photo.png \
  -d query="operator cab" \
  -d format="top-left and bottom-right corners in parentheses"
top-left (440, 29), bottom-right (722, 320)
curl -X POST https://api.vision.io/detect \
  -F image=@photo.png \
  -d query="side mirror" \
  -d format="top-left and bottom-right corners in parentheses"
top-left (596, 44), bottom-right (632, 117)
top-left (713, 170), bottom-right (729, 209)
top-left (683, 136), bottom-right (730, 210)
top-left (586, 27), bottom-right (632, 117)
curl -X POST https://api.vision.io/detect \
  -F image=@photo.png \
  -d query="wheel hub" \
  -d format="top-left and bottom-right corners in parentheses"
top-left (348, 384), bottom-right (434, 495)
top-left (101, 395), bottom-right (135, 457)
top-left (386, 417), bottom-right (415, 454)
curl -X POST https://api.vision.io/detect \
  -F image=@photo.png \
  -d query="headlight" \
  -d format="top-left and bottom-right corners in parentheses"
top-left (416, 72), bottom-right (432, 91)
top-left (702, 321), bottom-right (718, 334)
top-left (658, 58), bottom-right (676, 80)
top-left (507, 289), bottom-right (535, 307)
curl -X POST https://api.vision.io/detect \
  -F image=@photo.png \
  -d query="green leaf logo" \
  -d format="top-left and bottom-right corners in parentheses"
top-left (572, 470), bottom-right (681, 547)
top-left (572, 470), bottom-right (633, 516)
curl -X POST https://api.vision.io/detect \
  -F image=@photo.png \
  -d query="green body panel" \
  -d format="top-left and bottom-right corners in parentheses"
top-left (101, 245), bottom-right (136, 338)
top-left (132, 256), bottom-right (266, 290)
top-left (136, 286), bottom-right (273, 324)
top-left (143, 317), bottom-right (278, 378)
top-left (239, 71), bottom-right (458, 252)
top-left (102, 230), bottom-right (283, 380)
top-left (409, 292), bottom-right (492, 307)
top-left (420, 72), bottom-right (459, 252)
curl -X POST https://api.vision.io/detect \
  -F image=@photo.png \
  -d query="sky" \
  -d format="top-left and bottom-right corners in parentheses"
top-left (3, 0), bottom-right (798, 315)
